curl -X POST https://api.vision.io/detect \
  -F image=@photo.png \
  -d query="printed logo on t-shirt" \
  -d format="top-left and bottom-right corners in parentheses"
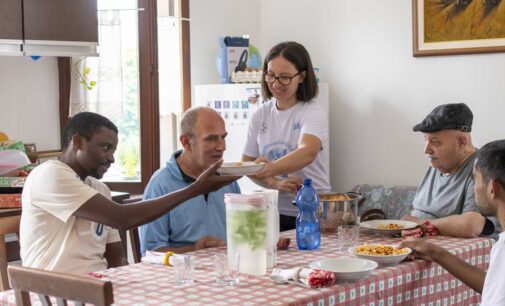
top-left (262, 141), bottom-right (293, 161)
top-left (92, 223), bottom-right (107, 240)
top-left (293, 122), bottom-right (302, 130)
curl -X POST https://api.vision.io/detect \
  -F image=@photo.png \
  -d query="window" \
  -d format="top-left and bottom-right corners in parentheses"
top-left (60, 0), bottom-right (191, 194)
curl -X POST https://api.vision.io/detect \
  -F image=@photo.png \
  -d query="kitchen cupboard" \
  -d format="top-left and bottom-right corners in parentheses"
top-left (0, 0), bottom-right (98, 57)
top-left (0, 0), bottom-right (23, 55)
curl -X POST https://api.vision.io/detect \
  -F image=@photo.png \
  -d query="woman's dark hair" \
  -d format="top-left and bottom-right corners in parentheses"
top-left (475, 140), bottom-right (505, 189)
top-left (261, 41), bottom-right (318, 102)
top-left (61, 112), bottom-right (118, 150)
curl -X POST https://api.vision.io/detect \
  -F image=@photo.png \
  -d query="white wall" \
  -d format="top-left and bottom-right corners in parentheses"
top-left (0, 57), bottom-right (60, 150)
top-left (190, 0), bottom-right (261, 88)
top-left (254, 0), bottom-right (505, 191)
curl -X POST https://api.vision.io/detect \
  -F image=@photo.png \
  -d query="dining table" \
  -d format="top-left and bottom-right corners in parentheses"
top-left (0, 230), bottom-right (494, 306)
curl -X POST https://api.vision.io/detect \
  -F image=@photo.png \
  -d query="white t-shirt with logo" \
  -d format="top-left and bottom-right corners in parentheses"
top-left (20, 160), bottom-right (121, 274)
top-left (243, 99), bottom-right (331, 216)
top-left (481, 232), bottom-right (505, 305)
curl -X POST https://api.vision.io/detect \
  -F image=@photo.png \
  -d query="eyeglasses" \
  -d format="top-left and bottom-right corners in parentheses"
top-left (264, 71), bottom-right (303, 85)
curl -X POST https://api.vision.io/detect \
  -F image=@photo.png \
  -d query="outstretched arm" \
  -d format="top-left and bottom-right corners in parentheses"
top-left (252, 134), bottom-right (321, 179)
top-left (74, 160), bottom-right (240, 231)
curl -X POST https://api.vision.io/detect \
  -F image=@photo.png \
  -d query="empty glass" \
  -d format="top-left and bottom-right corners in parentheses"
top-left (173, 255), bottom-right (195, 285)
top-left (338, 225), bottom-right (360, 252)
top-left (214, 253), bottom-right (240, 286)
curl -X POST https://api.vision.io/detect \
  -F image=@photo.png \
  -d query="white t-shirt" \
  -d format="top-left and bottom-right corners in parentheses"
top-left (481, 232), bottom-right (505, 305)
top-left (243, 99), bottom-right (331, 216)
top-left (20, 160), bottom-right (121, 274)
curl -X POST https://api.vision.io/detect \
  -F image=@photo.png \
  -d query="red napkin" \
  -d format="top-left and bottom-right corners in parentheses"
top-left (277, 238), bottom-right (291, 250)
top-left (401, 220), bottom-right (440, 239)
top-left (307, 269), bottom-right (337, 288)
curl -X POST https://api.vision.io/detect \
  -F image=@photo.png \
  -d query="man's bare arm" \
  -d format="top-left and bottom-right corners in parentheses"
top-left (431, 211), bottom-right (485, 238)
top-left (74, 161), bottom-right (240, 232)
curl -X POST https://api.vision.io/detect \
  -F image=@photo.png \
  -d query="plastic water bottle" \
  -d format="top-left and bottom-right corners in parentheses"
top-left (295, 178), bottom-right (321, 250)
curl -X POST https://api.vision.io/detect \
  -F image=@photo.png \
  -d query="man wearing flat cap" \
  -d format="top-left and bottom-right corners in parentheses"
top-left (403, 103), bottom-right (496, 238)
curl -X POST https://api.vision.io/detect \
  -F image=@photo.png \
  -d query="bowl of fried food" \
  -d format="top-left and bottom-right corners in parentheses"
top-left (350, 243), bottom-right (412, 265)
top-left (359, 219), bottom-right (418, 236)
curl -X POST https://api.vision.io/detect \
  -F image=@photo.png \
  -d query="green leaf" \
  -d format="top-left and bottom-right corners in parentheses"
top-left (80, 80), bottom-right (86, 85)
top-left (227, 209), bottom-right (267, 250)
top-left (90, 81), bottom-right (97, 86)
top-left (83, 67), bottom-right (91, 76)
top-left (87, 86), bottom-right (93, 90)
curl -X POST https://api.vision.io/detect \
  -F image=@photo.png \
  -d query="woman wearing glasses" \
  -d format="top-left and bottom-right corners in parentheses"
top-left (242, 41), bottom-right (331, 231)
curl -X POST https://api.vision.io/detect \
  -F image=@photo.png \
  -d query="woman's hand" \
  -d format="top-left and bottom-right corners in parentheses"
top-left (253, 156), bottom-right (275, 179)
top-left (247, 156), bottom-right (271, 180)
top-left (271, 176), bottom-right (303, 193)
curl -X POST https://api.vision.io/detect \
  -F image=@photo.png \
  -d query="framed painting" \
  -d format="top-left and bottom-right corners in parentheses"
top-left (413, 0), bottom-right (505, 56)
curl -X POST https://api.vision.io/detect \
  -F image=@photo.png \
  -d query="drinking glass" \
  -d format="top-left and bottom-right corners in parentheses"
top-left (214, 253), bottom-right (240, 286)
top-left (173, 255), bottom-right (195, 285)
top-left (338, 225), bottom-right (360, 251)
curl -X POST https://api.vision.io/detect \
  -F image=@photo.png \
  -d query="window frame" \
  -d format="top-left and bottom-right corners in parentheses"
top-left (58, 0), bottom-right (191, 194)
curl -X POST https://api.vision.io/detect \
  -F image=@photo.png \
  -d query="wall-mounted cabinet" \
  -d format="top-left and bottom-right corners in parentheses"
top-left (0, 0), bottom-right (98, 57)
top-left (0, 0), bottom-right (23, 55)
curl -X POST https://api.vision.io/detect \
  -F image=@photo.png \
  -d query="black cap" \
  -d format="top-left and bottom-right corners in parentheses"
top-left (413, 103), bottom-right (473, 133)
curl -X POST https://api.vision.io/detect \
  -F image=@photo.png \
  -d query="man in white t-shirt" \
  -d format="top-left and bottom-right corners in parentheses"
top-left (400, 139), bottom-right (505, 305)
top-left (20, 112), bottom-right (239, 275)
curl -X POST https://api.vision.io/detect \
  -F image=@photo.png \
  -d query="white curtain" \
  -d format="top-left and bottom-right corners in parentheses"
top-left (70, 10), bottom-right (123, 117)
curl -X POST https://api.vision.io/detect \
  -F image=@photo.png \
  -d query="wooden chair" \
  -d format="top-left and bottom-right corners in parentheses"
top-left (8, 265), bottom-right (113, 306)
top-left (122, 196), bottom-right (142, 264)
top-left (0, 214), bottom-right (20, 291)
top-left (128, 227), bottom-right (142, 264)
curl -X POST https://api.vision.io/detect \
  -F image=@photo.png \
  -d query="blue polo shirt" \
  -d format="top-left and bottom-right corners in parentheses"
top-left (140, 151), bottom-right (240, 254)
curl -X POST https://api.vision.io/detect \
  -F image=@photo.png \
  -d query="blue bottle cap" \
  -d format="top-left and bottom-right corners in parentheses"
top-left (303, 178), bottom-right (312, 185)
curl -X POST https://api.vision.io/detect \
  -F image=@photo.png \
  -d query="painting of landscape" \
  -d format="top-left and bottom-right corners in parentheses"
top-left (424, 0), bottom-right (505, 42)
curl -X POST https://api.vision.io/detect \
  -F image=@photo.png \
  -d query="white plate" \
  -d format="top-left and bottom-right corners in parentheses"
top-left (350, 244), bottom-right (412, 266)
top-left (359, 220), bottom-right (418, 236)
top-left (309, 257), bottom-right (377, 282)
top-left (217, 162), bottom-right (264, 176)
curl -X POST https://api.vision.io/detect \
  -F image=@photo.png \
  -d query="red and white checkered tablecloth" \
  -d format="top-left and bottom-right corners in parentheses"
top-left (0, 230), bottom-right (494, 306)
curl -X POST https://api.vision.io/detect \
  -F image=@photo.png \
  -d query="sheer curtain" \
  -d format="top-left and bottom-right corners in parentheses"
top-left (69, 10), bottom-right (123, 117)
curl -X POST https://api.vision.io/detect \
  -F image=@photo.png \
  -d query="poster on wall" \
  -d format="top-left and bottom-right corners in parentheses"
top-left (413, 0), bottom-right (505, 56)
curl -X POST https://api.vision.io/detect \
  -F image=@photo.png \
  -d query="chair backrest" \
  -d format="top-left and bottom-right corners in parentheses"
top-left (122, 196), bottom-right (142, 264)
top-left (128, 227), bottom-right (141, 264)
top-left (0, 214), bottom-right (21, 291)
top-left (8, 265), bottom-right (114, 306)
top-left (352, 184), bottom-right (417, 220)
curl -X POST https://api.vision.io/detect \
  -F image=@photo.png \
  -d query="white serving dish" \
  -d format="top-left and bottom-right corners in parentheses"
top-left (350, 244), bottom-right (412, 266)
top-left (308, 257), bottom-right (377, 282)
top-left (217, 162), bottom-right (264, 176)
top-left (359, 219), bottom-right (418, 236)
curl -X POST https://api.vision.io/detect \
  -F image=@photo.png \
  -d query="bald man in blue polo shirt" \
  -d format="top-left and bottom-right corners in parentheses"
top-left (140, 107), bottom-right (240, 254)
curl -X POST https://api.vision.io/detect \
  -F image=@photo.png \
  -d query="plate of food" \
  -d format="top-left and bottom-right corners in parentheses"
top-left (308, 257), bottom-right (378, 282)
top-left (217, 161), bottom-right (264, 176)
top-left (359, 219), bottom-right (418, 236)
top-left (350, 244), bottom-right (412, 265)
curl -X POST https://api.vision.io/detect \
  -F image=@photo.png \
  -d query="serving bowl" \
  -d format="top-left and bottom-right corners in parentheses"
top-left (317, 192), bottom-right (361, 232)
top-left (350, 244), bottom-right (412, 265)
